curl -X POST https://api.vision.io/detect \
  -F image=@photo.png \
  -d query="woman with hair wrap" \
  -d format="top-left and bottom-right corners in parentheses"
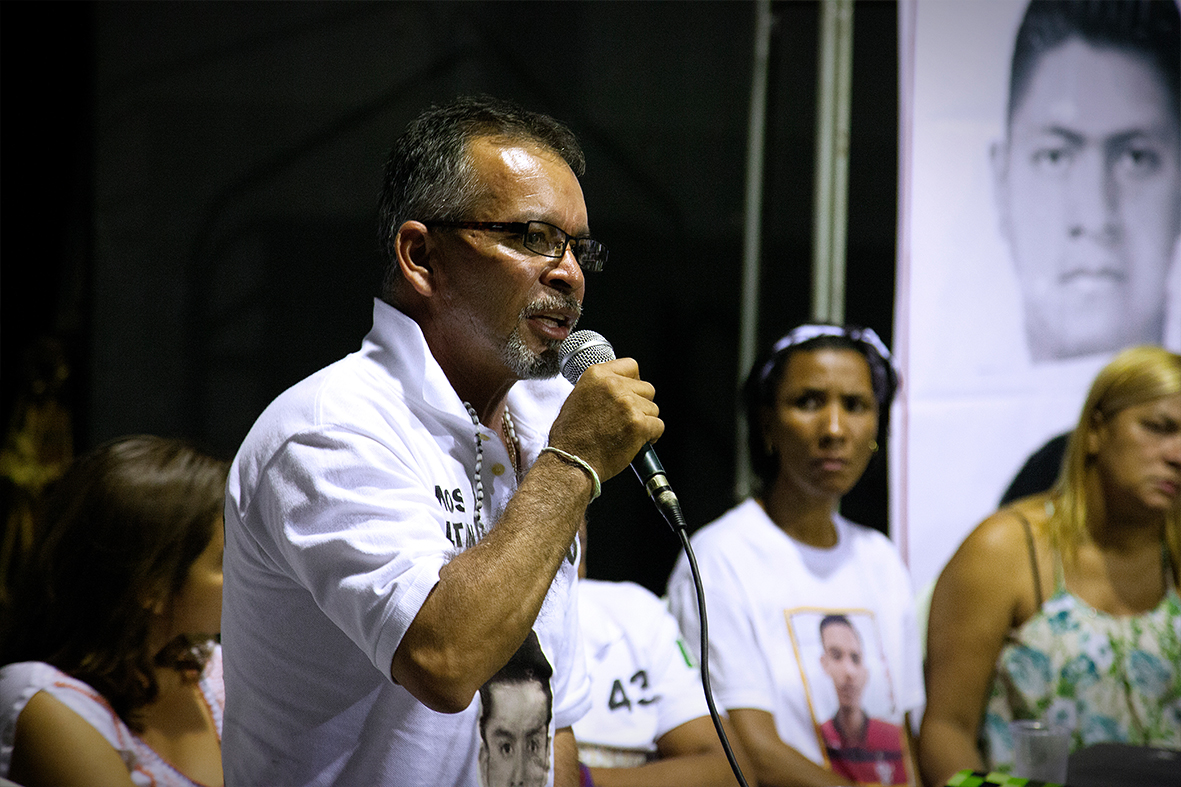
top-left (667, 325), bottom-right (924, 787)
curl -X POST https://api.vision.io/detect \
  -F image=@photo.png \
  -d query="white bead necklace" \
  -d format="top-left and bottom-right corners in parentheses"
top-left (502, 407), bottom-right (520, 480)
top-left (462, 402), bottom-right (520, 540)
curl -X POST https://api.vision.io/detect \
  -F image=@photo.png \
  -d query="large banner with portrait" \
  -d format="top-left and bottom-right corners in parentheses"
top-left (894, 0), bottom-right (1181, 593)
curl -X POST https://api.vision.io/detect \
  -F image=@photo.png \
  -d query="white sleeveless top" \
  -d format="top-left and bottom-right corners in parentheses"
top-left (0, 646), bottom-right (223, 787)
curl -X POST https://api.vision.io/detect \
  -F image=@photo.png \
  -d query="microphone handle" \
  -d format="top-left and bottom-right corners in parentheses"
top-left (556, 329), bottom-right (684, 530)
top-left (631, 443), bottom-right (682, 528)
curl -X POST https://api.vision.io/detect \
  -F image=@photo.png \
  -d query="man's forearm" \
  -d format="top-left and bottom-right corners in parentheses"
top-left (555, 728), bottom-right (580, 787)
top-left (590, 752), bottom-right (743, 787)
top-left (391, 453), bottom-right (593, 711)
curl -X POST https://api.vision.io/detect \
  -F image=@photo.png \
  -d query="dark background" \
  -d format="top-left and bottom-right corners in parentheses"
top-left (2, 1), bottom-right (897, 595)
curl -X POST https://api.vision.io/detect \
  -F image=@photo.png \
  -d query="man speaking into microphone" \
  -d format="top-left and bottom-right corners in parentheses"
top-left (220, 95), bottom-right (663, 787)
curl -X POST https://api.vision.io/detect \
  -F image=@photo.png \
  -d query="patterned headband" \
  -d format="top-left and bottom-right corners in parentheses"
top-left (759, 324), bottom-right (898, 402)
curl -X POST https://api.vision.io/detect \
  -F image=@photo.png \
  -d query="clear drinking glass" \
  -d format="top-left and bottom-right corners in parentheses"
top-left (1010, 719), bottom-right (1070, 783)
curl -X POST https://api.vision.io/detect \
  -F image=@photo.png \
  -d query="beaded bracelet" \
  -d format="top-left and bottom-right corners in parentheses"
top-left (540, 446), bottom-right (601, 501)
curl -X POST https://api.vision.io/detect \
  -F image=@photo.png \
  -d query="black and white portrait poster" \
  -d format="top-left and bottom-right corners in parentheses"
top-left (893, 0), bottom-right (1181, 593)
top-left (478, 630), bottom-right (554, 787)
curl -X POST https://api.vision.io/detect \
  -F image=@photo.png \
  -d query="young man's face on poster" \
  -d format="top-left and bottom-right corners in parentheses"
top-left (994, 39), bottom-right (1181, 362)
top-left (479, 679), bottom-right (551, 787)
top-left (819, 620), bottom-right (869, 711)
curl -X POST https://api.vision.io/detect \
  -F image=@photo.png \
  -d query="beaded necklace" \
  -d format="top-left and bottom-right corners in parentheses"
top-left (503, 407), bottom-right (520, 479)
top-left (462, 402), bottom-right (521, 539)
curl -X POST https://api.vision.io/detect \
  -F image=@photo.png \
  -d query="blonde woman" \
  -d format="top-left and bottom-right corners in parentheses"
top-left (920, 346), bottom-right (1181, 786)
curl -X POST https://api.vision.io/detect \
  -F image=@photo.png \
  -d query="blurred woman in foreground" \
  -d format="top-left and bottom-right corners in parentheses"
top-left (920, 346), bottom-right (1181, 786)
top-left (667, 324), bottom-right (923, 787)
top-left (0, 435), bottom-right (229, 787)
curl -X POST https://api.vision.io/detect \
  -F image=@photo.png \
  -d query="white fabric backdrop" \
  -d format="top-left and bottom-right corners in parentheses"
top-left (892, 0), bottom-right (1181, 594)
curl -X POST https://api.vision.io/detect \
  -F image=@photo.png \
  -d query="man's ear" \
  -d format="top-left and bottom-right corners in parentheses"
top-left (394, 221), bottom-right (436, 297)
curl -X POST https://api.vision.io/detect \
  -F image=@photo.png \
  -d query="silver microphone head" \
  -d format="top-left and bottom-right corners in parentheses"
top-left (558, 330), bottom-right (616, 385)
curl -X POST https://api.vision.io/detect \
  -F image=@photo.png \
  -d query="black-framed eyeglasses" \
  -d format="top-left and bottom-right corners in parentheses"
top-left (424, 220), bottom-right (607, 272)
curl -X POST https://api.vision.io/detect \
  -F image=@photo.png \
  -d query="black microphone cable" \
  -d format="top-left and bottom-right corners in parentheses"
top-left (559, 331), bottom-right (751, 787)
top-left (668, 499), bottom-right (752, 787)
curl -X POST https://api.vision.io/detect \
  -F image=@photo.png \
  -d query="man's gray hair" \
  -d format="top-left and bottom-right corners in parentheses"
top-left (376, 95), bottom-right (585, 304)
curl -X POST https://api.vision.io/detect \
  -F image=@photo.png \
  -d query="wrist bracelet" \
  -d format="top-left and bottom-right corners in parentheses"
top-left (540, 446), bottom-right (601, 501)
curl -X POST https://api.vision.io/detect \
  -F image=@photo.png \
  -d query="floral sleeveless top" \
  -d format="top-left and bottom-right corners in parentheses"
top-left (980, 548), bottom-right (1181, 771)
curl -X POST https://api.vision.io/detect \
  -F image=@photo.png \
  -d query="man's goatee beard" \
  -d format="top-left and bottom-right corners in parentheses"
top-left (503, 295), bottom-right (581, 379)
top-left (504, 331), bottom-right (562, 379)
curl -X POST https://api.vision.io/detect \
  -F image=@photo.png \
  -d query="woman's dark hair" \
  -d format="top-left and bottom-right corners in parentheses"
top-left (744, 325), bottom-right (899, 494)
top-left (0, 435), bottom-right (229, 729)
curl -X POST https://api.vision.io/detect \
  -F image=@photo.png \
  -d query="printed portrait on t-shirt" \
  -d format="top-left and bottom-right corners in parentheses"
top-left (787, 609), bottom-right (908, 786)
top-left (478, 630), bottom-right (554, 787)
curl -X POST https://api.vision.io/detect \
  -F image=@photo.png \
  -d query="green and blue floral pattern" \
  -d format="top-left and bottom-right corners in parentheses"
top-left (980, 562), bottom-right (1181, 772)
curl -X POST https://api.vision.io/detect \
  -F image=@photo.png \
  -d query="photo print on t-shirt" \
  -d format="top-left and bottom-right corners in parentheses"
top-left (786, 608), bottom-right (910, 786)
top-left (477, 630), bottom-right (555, 787)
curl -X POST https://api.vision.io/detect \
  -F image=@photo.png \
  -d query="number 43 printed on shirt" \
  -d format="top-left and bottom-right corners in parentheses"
top-left (607, 670), bottom-right (661, 712)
